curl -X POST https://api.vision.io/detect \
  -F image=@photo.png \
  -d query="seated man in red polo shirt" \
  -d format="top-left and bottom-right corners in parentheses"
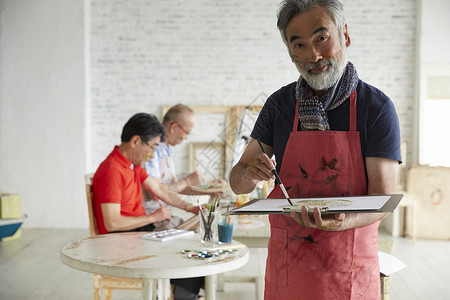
top-left (92, 112), bottom-right (205, 300)
top-left (92, 112), bottom-right (172, 233)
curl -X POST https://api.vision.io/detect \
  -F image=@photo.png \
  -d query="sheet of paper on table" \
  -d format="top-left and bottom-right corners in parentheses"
top-left (141, 229), bottom-right (195, 242)
top-left (223, 194), bottom-right (403, 215)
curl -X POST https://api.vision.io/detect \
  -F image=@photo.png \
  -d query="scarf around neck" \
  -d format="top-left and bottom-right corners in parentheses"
top-left (296, 62), bottom-right (359, 131)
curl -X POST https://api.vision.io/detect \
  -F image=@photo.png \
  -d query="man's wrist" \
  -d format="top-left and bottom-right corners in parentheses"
top-left (184, 204), bottom-right (192, 212)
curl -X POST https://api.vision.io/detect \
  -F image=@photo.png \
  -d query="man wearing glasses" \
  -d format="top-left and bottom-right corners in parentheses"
top-left (143, 104), bottom-right (206, 220)
top-left (92, 113), bottom-right (172, 234)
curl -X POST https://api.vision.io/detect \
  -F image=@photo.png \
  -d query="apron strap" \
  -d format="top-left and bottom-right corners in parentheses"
top-left (293, 89), bottom-right (358, 132)
top-left (293, 100), bottom-right (300, 132)
top-left (349, 90), bottom-right (357, 132)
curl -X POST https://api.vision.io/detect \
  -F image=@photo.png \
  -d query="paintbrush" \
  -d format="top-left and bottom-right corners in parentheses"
top-left (256, 138), bottom-right (293, 206)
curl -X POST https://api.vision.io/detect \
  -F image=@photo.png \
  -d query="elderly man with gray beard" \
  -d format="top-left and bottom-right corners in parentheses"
top-left (229, 0), bottom-right (402, 298)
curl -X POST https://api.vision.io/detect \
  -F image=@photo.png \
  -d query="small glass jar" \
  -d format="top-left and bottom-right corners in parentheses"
top-left (199, 210), bottom-right (218, 246)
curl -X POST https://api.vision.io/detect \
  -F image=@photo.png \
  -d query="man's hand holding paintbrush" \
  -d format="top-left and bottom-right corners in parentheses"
top-left (243, 150), bottom-right (277, 183)
top-left (234, 138), bottom-right (293, 206)
top-left (255, 138), bottom-right (293, 206)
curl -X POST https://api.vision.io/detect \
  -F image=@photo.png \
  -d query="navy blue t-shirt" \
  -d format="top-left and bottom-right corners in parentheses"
top-left (251, 80), bottom-right (402, 174)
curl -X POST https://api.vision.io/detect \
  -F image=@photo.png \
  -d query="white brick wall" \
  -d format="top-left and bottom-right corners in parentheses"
top-left (90, 0), bottom-right (416, 171)
top-left (345, 0), bottom-right (416, 164)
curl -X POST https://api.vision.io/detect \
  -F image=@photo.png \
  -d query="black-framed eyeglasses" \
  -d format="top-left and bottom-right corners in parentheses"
top-left (141, 140), bottom-right (157, 152)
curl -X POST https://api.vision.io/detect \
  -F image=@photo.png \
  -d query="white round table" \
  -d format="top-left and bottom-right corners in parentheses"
top-left (60, 232), bottom-right (249, 300)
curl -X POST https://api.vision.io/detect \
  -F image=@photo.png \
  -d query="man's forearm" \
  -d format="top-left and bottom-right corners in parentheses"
top-left (167, 192), bottom-right (190, 210)
top-left (104, 214), bottom-right (157, 232)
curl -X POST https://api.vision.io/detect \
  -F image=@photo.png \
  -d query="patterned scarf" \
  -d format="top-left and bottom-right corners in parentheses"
top-left (296, 62), bottom-right (359, 131)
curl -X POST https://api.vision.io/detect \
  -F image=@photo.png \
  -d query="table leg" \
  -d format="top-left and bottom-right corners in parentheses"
top-left (157, 279), bottom-right (171, 300)
top-left (205, 274), bottom-right (217, 300)
top-left (163, 279), bottom-right (171, 300)
top-left (157, 279), bottom-right (163, 300)
top-left (142, 278), bottom-right (154, 300)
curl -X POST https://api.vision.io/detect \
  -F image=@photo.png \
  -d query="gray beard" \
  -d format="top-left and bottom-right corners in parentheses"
top-left (299, 53), bottom-right (348, 91)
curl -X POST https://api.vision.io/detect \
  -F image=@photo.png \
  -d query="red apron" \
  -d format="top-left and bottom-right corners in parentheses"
top-left (265, 91), bottom-right (380, 299)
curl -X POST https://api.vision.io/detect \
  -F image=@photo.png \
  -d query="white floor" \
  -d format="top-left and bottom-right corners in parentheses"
top-left (1, 228), bottom-right (450, 300)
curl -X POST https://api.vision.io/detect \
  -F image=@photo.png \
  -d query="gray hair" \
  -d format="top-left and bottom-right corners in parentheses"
top-left (277, 0), bottom-right (346, 45)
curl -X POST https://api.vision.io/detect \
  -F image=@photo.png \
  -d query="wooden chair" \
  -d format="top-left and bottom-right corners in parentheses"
top-left (84, 174), bottom-right (143, 300)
